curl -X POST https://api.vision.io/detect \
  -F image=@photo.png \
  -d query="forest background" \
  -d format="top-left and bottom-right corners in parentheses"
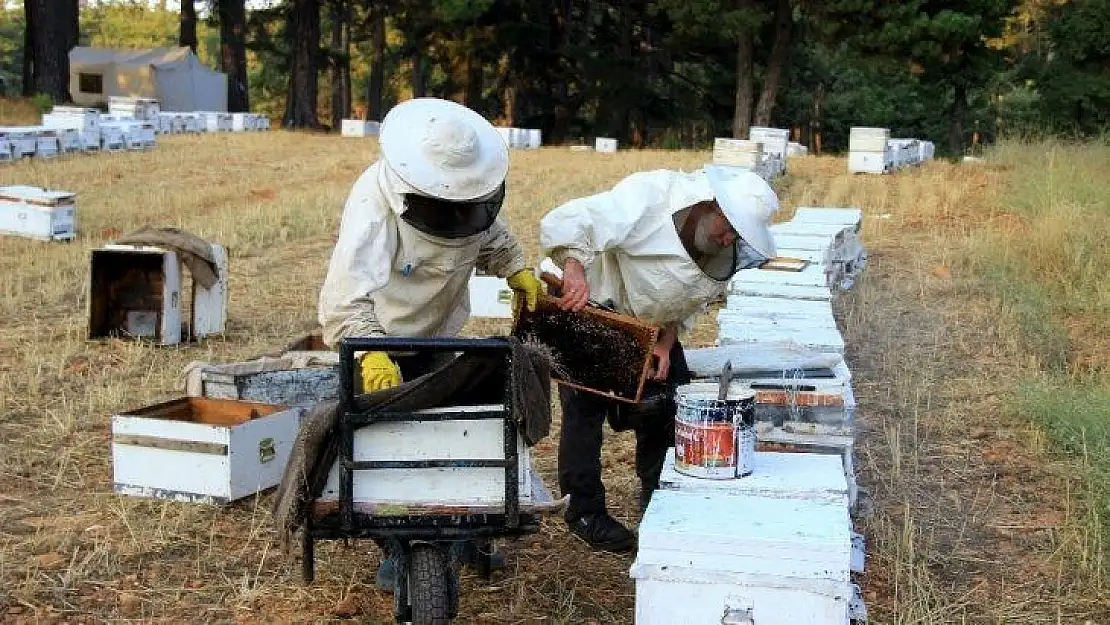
top-left (3, 0), bottom-right (1109, 154)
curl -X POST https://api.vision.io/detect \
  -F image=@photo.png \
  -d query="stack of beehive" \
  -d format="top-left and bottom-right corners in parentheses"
top-left (712, 138), bottom-right (778, 182)
top-left (630, 205), bottom-right (871, 624)
top-left (749, 126), bottom-right (790, 178)
top-left (495, 127), bottom-right (543, 149)
top-left (849, 126), bottom-right (936, 174)
top-left (340, 119), bottom-right (380, 137)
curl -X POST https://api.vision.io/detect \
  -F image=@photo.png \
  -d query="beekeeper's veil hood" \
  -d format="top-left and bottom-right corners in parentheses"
top-left (705, 164), bottom-right (780, 259)
top-left (378, 97), bottom-right (510, 238)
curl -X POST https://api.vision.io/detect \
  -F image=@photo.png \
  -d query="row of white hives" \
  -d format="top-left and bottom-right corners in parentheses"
top-left (628, 205), bottom-right (870, 624)
top-left (0, 110), bottom-right (271, 163)
top-left (848, 126), bottom-right (935, 174)
top-left (341, 118), bottom-right (545, 150)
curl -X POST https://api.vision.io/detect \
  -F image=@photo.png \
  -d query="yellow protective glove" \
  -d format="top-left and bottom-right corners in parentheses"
top-left (506, 268), bottom-right (543, 315)
top-left (359, 351), bottom-right (402, 393)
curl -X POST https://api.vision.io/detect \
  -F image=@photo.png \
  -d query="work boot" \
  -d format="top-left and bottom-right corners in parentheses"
top-left (566, 513), bottom-right (637, 553)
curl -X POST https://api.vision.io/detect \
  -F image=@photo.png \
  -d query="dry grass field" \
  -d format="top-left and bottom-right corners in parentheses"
top-left (0, 130), bottom-right (1107, 624)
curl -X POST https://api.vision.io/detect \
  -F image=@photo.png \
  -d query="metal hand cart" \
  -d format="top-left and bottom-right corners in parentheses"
top-left (300, 337), bottom-right (558, 624)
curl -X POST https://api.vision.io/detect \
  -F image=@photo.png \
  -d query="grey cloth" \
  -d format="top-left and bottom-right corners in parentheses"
top-left (114, 226), bottom-right (220, 288)
top-left (271, 338), bottom-right (551, 550)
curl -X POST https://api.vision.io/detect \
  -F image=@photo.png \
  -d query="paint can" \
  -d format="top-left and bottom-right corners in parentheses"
top-left (674, 383), bottom-right (757, 479)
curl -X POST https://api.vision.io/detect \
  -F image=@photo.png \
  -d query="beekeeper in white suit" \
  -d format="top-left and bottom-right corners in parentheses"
top-left (539, 165), bottom-right (779, 553)
top-left (318, 97), bottom-right (542, 390)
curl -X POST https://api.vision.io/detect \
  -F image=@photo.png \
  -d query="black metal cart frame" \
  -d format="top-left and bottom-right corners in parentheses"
top-left (300, 336), bottom-right (541, 622)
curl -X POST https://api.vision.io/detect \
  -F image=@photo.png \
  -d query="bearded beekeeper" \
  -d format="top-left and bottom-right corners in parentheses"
top-left (317, 97), bottom-right (543, 391)
top-left (539, 164), bottom-right (779, 552)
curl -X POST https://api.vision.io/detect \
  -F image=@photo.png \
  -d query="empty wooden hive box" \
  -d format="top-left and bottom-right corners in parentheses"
top-left (87, 242), bottom-right (228, 346)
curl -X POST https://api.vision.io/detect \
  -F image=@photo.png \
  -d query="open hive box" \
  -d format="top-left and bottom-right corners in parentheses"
top-left (112, 397), bottom-right (305, 505)
top-left (512, 293), bottom-right (660, 403)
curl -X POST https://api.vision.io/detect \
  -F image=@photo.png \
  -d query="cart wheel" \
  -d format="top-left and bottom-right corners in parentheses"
top-left (409, 544), bottom-right (452, 624)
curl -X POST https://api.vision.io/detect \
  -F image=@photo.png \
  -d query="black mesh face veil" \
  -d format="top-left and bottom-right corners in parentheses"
top-left (400, 182), bottom-right (506, 239)
top-left (672, 204), bottom-right (741, 282)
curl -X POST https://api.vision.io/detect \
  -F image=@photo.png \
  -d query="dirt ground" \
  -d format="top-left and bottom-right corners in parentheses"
top-left (0, 134), bottom-right (1105, 624)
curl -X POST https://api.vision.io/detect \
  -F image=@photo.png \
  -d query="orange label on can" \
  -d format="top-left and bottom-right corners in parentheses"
top-left (675, 420), bottom-right (737, 475)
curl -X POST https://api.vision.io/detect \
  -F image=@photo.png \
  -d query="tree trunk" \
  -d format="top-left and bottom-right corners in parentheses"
top-left (410, 49), bottom-right (426, 98)
top-left (219, 0), bottom-right (250, 112)
top-left (28, 0), bottom-right (69, 103)
top-left (949, 82), bottom-right (967, 157)
top-left (753, 0), bottom-right (792, 126)
top-left (180, 0), bottom-right (198, 53)
top-left (610, 0), bottom-right (633, 140)
top-left (22, 0), bottom-right (36, 97)
top-left (810, 81), bottom-right (824, 155)
top-left (63, 0), bottom-right (80, 101)
top-left (284, 0), bottom-right (320, 128)
top-left (732, 29), bottom-right (755, 139)
top-left (464, 42), bottom-right (483, 110)
top-left (366, 8), bottom-right (385, 121)
top-left (329, 0), bottom-right (351, 127)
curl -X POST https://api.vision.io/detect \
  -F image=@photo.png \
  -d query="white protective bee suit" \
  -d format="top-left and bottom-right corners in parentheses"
top-left (539, 165), bottom-right (780, 336)
top-left (317, 160), bottom-right (526, 347)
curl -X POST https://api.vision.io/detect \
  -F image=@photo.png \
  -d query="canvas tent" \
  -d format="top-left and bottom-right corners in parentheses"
top-left (69, 46), bottom-right (228, 112)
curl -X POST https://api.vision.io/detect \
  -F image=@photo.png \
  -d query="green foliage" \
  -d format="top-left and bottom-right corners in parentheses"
top-left (30, 92), bottom-right (53, 112)
top-left (0, 9), bottom-right (25, 95)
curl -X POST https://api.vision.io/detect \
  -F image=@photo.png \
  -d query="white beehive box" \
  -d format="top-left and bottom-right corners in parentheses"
top-left (201, 112), bottom-right (232, 132)
top-left (317, 405), bottom-right (536, 508)
top-left (341, 119), bottom-right (380, 137)
top-left (259, 116), bottom-right (271, 130)
top-left (849, 126), bottom-right (890, 152)
top-left (54, 128), bottom-right (84, 153)
top-left (0, 139), bottom-right (11, 162)
top-left (112, 396), bottom-right (305, 505)
top-left (108, 96), bottom-right (160, 120)
top-left (787, 141), bottom-right (808, 157)
top-left (630, 489), bottom-right (856, 625)
top-left (848, 150), bottom-right (889, 174)
top-left (749, 126), bottom-right (790, 159)
top-left (0, 127), bottom-right (39, 158)
top-left (469, 273), bottom-right (515, 319)
top-left (722, 295), bottom-right (834, 323)
top-left (187, 356), bottom-right (340, 409)
top-left (713, 138), bottom-right (763, 168)
top-left (80, 130), bottom-right (100, 151)
top-left (0, 186), bottom-right (77, 241)
top-left (793, 207), bottom-right (863, 232)
top-left (659, 448), bottom-right (849, 505)
top-left (527, 128), bottom-right (542, 148)
top-left (730, 262), bottom-right (831, 289)
top-left (595, 137), bottom-right (618, 153)
top-left (88, 243), bottom-right (229, 345)
top-left (32, 129), bottom-right (60, 158)
top-left (43, 108), bottom-right (101, 133)
top-left (717, 316), bottom-right (845, 354)
top-left (99, 125), bottom-right (126, 151)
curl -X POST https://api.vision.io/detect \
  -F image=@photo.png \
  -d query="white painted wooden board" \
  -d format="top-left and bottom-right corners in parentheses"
top-left (192, 243), bottom-right (229, 339)
top-left (595, 137), bottom-right (617, 152)
top-left (718, 318), bottom-right (845, 353)
top-left (630, 489), bottom-right (853, 625)
top-left (771, 233), bottom-right (837, 253)
top-left (727, 281), bottom-right (833, 301)
top-left (730, 262), bottom-right (830, 288)
top-left (318, 405), bottom-right (535, 506)
top-left (770, 221), bottom-right (853, 240)
top-left (658, 448), bottom-right (849, 505)
top-left (112, 403), bottom-right (304, 504)
top-left (792, 207), bottom-right (863, 232)
top-left (469, 274), bottom-right (514, 319)
top-left (721, 295), bottom-right (835, 320)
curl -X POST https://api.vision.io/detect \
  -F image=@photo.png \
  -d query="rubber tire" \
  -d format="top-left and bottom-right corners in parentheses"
top-left (409, 545), bottom-right (452, 625)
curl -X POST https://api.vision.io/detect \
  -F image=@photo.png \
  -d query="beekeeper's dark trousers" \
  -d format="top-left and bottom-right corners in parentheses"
top-left (558, 340), bottom-right (691, 521)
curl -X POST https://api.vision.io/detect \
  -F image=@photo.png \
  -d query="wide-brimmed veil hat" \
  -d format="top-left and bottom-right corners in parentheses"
top-left (704, 164), bottom-right (780, 258)
top-left (379, 97), bottom-right (510, 202)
